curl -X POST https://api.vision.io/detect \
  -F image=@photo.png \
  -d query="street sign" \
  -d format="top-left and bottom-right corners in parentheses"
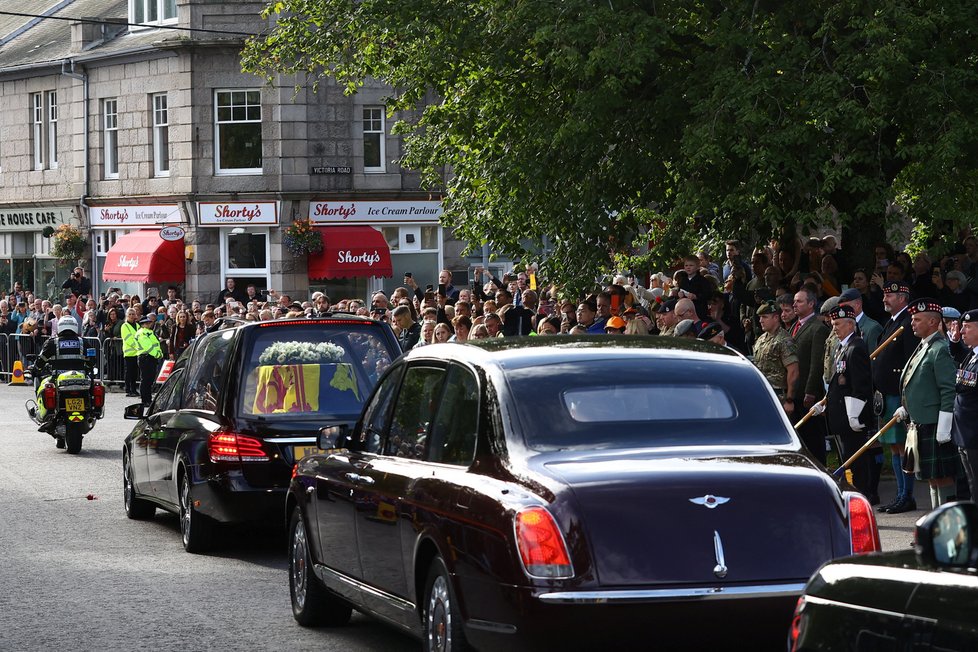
top-left (311, 166), bottom-right (352, 175)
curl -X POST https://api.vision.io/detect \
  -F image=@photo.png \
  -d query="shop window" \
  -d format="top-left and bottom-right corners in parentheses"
top-left (222, 229), bottom-right (270, 291)
top-left (362, 107), bottom-right (385, 172)
top-left (215, 90), bottom-right (262, 175)
top-left (152, 93), bottom-right (170, 177)
top-left (103, 99), bottom-right (119, 179)
top-left (130, 0), bottom-right (177, 28)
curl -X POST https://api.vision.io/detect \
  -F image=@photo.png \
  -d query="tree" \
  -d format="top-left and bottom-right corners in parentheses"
top-left (242, 0), bottom-right (978, 291)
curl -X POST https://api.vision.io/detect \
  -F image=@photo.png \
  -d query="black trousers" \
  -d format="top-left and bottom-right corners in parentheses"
top-left (124, 356), bottom-right (139, 394)
top-left (794, 410), bottom-right (826, 465)
top-left (138, 355), bottom-right (158, 405)
top-left (959, 448), bottom-right (978, 503)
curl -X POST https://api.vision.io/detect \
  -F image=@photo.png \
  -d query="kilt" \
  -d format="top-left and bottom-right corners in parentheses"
top-left (878, 394), bottom-right (907, 444)
top-left (912, 422), bottom-right (961, 480)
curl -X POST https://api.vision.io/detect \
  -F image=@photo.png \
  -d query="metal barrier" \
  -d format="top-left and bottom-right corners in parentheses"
top-left (100, 336), bottom-right (126, 387)
top-left (0, 333), bottom-right (108, 384)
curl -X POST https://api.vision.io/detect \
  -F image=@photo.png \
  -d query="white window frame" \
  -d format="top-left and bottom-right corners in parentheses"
top-left (362, 106), bottom-right (386, 173)
top-left (31, 93), bottom-right (43, 170)
top-left (129, 0), bottom-right (178, 30)
top-left (47, 90), bottom-right (58, 169)
top-left (219, 228), bottom-right (271, 288)
top-left (152, 93), bottom-right (170, 177)
top-left (214, 89), bottom-right (263, 176)
top-left (103, 99), bottom-right (119, 179)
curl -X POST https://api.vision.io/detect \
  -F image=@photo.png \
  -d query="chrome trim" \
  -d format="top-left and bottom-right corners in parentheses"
top-left (265, 437), bottom-right (318, 444)
top-left (537, 583), bottom-right (807, 604)
top-left (467, 619), bottom-right (517, 634)
top-left (315, 563), bottom-right (416, 614)
top-left (802, 594), bottom-right (937, 624)
top-left (712, 530), bottom-right (728, 579)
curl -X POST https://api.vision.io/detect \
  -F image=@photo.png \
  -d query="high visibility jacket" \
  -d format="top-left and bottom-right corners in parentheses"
top-left (134, 327), bottom-right (163, 359)
top-left (121, 321), bottom-right (140, 357)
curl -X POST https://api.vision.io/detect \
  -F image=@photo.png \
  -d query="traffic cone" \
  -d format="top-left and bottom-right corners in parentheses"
top-left (9, 360), bottom-right (26, 385)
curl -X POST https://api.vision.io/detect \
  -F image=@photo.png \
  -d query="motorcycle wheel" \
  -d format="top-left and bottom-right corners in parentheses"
top-left (65, 423), bottom-right (84, 454)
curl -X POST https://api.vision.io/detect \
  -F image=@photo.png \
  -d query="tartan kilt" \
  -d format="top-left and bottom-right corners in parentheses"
top-left (914, 423), bottom-right (961, 480)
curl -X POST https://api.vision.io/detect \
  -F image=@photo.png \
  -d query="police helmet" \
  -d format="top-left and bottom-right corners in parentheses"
top-left (57, 317), bottom-right (79, 336)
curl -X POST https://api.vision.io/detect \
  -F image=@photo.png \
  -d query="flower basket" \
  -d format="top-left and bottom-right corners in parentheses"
top-left (258, 341), bottom-right (345, 365)
top-left (283, 219), bottom-right (323, 256)
top-left (51, 224), bottom-right (86, 264)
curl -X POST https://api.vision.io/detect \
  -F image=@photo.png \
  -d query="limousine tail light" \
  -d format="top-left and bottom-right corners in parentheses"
top-left (515, 507), bottom-right (574, 579)
top-left (789, 595), bottom-right (806, 651)
top-left (208, 432), bottom-right (269, 463)
top-left (846, 492), bottom-right (881, 554)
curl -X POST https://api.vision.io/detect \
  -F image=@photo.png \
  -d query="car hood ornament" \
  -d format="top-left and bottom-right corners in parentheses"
top-left (689, 494), bottom-right (730, 509)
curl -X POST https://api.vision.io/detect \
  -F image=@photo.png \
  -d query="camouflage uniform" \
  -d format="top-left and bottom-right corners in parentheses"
top-left (753, 328), bottom-right (799, 399)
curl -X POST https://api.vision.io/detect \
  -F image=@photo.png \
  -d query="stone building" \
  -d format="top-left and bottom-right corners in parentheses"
top-left (0, 0), bottom-right (462, 305)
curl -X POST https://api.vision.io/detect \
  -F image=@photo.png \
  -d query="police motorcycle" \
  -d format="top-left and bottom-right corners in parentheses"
top-left (25, 317), bottom-right (106, 454)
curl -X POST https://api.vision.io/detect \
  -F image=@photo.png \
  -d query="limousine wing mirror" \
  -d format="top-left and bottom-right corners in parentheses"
top-left (124, 403), bottom-right (149, 420)
top-left (915, 501), bottom-right (978, 568)
top-left (318, 424), bottom-right (350, 451)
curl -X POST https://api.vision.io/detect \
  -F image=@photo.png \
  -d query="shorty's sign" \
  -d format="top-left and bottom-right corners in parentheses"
top-left (198, 202), bottom-right (279, 226)
top-left (88, 204), bottom-right (182, 227)
top-left (308, 200), bottom-right (442, 224)
top-left (338, 250), bottom-right (382, 266)
top-left (159, 226), bottom-right (185, 241)
top-left (0, 207), bottom-right (78, 231)
top-left (117, 255), bottom-right (141, 270)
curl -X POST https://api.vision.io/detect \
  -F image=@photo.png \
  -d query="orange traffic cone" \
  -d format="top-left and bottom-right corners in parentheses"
top-left (9, 359), bottom-right (26, 385)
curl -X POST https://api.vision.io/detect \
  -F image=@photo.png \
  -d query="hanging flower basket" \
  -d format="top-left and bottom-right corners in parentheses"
top-left (283, 219), bottom-right (323, 256)
top-left (51, 224), bottom-right (87, 264)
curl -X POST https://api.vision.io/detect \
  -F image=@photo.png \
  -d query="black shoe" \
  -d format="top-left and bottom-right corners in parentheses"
top-left (886, 497), bottom-right (917, 514)
top-left (877, 498), bottom-right (900, 513)
top-left (55, 437), bottom-right (65, 449)
top-left (866, 494), bottom-right (881, 506)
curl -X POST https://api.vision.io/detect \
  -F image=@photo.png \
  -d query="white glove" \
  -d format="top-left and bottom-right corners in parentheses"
top-left (811, 402), bottom-right (826, 416)
top-left (893, 406), bottom-right (908, 422)
top-left (845, 397), bottom-right (867, 431)
top-left (937, 411), bottom-right (953, 444)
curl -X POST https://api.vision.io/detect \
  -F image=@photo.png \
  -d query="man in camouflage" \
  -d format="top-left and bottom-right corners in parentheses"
top-left (753, 300), bottom-right (799, 413)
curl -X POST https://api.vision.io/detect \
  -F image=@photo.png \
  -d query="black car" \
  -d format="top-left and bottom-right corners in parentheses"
top-left (122, 315), bottom-right (400, 552)
top-left (791, 500), bottom-right (978, 651)
top-left (287, 337), bottom-right (881, 651)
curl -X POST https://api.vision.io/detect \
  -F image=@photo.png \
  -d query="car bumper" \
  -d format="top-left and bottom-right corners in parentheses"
top-left (461, 580), bottom-right (802, 651)
top-left (191, 469), bottom-right (287, 527)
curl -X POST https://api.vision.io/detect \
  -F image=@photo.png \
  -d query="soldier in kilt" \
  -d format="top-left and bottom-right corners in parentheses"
top-left (895, 298), bottom-right (961, 509)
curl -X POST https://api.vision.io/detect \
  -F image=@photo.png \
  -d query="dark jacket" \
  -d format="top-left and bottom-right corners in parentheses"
top-left (871, 307), bottom-right (918, 396)
top-left (952, 348), bottom-right (978, 449)
top-left (825, 335), bottom-right (874, 436)
top-left (398, 322), bottom-right (421, 352)
top-left (790, 314), bottom-right (830, 404)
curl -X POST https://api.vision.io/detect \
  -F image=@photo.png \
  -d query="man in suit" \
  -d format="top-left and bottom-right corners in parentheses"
top-left (873, 282), bottom-right (920, 514)
top-left (790, 287), bottom-right (830, 464)
top-left (840, 287), bottom-right (882, 350)
top-left (951, 308), bottom-right (978, 502)
top-left (895, 298), bottom-right (959, 510)
top-left (817, 305), bottom-right (875, 497)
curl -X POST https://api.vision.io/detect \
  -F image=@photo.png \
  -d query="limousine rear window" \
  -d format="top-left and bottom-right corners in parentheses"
top-left (563, 385), bottom-right (734, 422)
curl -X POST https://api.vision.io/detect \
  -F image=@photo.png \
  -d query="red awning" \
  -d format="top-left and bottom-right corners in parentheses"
top-left (308, 226), bottom-right (394, 279)
top-left (102, 229), bottom-right (186, 283)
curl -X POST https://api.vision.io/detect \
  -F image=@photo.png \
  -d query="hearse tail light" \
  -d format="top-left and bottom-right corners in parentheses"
top-left (514, 507), bottom-right (574, 579)
top-left (92, 382), bottom-right (105, 408)
top-left (208, 431), bottom-right (269, 463)
top-left (789, 595), bottom-right (806, 652)
top-left (42, 383), bottom-right (57, 410)
top-left (846, 492), bottom-right (881, 554)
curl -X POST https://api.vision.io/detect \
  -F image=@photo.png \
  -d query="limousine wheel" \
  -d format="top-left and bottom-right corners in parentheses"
top-left (179, 472), bottom-right (215, 553)
top-left (289, 508), bottom-right (352, 627)
top-left (423, 557), bottom-right (469, 652)
top-left (123, 451), bottom-right (155, 520)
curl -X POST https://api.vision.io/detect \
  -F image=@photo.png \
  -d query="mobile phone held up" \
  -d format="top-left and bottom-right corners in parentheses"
top-left (438, 283), bottom-right (447, 297)
top-left (404, 272), bottom-right (412, 279)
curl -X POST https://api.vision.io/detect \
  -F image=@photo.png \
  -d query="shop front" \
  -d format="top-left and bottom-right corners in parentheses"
top-left (0, 206), bottom-right (80, 301)
top-left (90, 204), bottom-right (186, 298)
top-left (196, 201), bottom-right (279, 297)
top-left (307, 199), bottom-right (443, 301)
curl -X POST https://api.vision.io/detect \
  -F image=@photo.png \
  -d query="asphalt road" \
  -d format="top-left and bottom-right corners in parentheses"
top-left (0, 382), bottom-right (418, 652)
top-left (0, 382), bottom-right (927, 651)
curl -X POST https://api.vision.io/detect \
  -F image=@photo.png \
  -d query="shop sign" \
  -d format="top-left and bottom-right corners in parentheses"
top-left (0, 207), bottom-right (78, 231)
top-left (88, 204), bottom-right (183, 227)
top-left (308, 200), bottom-right (443, 224)
top-left (197, 202), bottom-right (279, 226)
top-left (159, 226), bottom-right (185, 241)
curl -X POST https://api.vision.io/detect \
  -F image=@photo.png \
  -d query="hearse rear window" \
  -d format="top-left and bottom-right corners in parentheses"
top-left (239, 325), bottom-right (393, 418)
top-left (505, 360), bottom-right (791, 450)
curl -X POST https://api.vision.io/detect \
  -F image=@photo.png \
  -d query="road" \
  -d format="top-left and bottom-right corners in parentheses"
top-left (0, 382), bottom-right (417, 652)
top-left (0, 382), bottom-right (926, 651)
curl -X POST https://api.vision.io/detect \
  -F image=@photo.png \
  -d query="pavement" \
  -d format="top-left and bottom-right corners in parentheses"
top-left (871, 476), bottom-right (931, 551)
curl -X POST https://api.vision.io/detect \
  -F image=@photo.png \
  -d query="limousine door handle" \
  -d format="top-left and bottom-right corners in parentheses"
top-left (344, 472), bottom-right (375, 486)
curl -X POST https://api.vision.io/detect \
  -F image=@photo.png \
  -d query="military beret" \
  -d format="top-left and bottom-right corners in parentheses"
top-left (695, 320), bottom-right (724, 341)
top-left (839, 288), bottom-right (862, 302)
top-left (962, 309), bottom-right (978, 323)
top-left (674, 319), bottom-right (697, 337)
top-left (756, 300), bottom-right (779, 316)
top-left (819, 296), bottom-right (841, 316)
top-left (828, 305), bottom-right (857, 321)
top-left (656, 298), bottom-right (678, 314)
top-left (907, 298), bottom-right (942, 316)
top-left (942, 306), bottom-right (961, 320)
top-left (883, 282), bottom-right (911, 295)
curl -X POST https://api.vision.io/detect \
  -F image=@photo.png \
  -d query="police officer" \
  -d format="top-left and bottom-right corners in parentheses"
top-left (32, 317), bottom-right (90, 449)
top-left (121, 308), bottom-right (140, 397)
top-left (820, 305), bottom-right (874, 497)
top-left (951, 309), bottom-right (978, 502)
top-left (894, 298), bottom-right (959, 510)
top-left (134, 316), bottom-right (163, 405)
top-left (873, 282), bottom-right (920, 514)
top-left (752, 300), bottom-right (799, 413)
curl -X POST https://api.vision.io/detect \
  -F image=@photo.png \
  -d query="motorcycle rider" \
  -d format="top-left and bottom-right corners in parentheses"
top-left (30, 317), bottom-right (91, 448)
